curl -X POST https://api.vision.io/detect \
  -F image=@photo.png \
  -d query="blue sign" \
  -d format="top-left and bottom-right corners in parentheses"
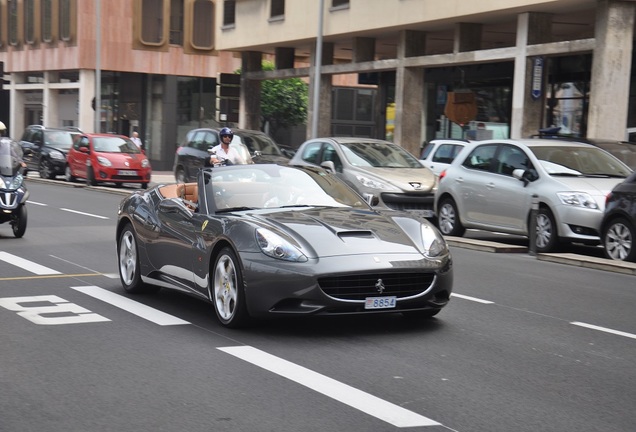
top-left (531, 57), bottom-right (543, 100)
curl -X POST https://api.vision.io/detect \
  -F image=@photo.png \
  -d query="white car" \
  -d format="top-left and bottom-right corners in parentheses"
top-left (419, 139), bottom-right (469, 176)
top-left (434, 139), bottom-right (632, 253)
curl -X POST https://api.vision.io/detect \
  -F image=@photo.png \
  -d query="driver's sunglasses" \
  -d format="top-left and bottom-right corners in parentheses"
top-left (221, 134), bottom-right (231, 139)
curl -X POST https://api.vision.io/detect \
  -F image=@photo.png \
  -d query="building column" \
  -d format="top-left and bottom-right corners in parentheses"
top-left (511, 12), bottom-right (552, 139)
top-left (307, 42), bottom-right (333, 139)
top-left (587, 0), bottom-right (635, 140)
top-left (394, 30), bottom-right (426, 157)
top-left (79, 70), bottom-right (96, 132)
top-left (43, 72), bottom-right (60, 127)
top-left (9, 73), bottom-right (26, 137)
top-left (240, 51), bottom-right (262, 131)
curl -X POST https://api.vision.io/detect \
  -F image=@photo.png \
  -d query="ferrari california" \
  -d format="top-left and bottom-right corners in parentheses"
top-left (116, 164), bottom-right (453, 328)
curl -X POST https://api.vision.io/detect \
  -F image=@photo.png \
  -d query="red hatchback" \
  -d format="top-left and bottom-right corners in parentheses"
top-left (66, 133), bottom-right (152, 188)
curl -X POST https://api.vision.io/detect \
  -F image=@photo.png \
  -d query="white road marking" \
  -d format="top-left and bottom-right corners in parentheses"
top-left (451, 293), bottom-right (494, 304)
top-left (60, 208), bottom-right (109, 219)
top-left (27, 200), bottom-right (47, 206)
top-left (0, 295), bottom-right (110, 325)
top-left (71, 285), bottom-right (190, 326)
top-left (218, 345), bottom-right (442, 428)
top-left (0, 251), bottom-right (61, 275)
top-left (571, 322), bottom-right (636, 340)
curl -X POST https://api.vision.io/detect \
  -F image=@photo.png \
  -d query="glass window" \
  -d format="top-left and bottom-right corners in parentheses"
top-left (60, 0), bottom-right (71, 41)
top-left (332, 0), bottom-right (349, 7)
top-left (192, 0), bottom-right (213, 49)
top-left (9, 0), bottom-right (18, 46)
top-left (42, 0), bottom-right (53, 42)
top-left (301, 142), bottom-right (323, 165)
top-left (169, 0), bottom-right (183, 45)
top-left (495, 145), bottom-right (531, 176)
top-left (462, 144), bottom-right (498, 172)
top-left (25, 0), bottom-right (35, 43)
top-left (322, 143), bottom-right (343, 172)
top-left (141, 0), bottom-right (164, 44)
top-left (432, 144), bottom-right (464, 164)
top-left (223, 0), bottom-right (235, 26)
top-left (271, 0), bottom-right (284, 18)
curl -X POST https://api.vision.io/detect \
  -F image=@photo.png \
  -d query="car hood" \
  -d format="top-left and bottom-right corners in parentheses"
top-left (99, 153), bottom-right (148, 168)
top-left (249, 207), bottom-right (428, 257)
top-left (355, 166), bottom-right (435, 192)
top-left (551, 176), bottom-right (625, 196)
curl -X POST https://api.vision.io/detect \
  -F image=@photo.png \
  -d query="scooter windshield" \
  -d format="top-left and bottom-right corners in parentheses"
top-left (0, 142), bottom-right (21, 177)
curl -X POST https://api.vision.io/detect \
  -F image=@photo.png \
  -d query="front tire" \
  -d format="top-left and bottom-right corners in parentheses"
top-left (11, 205), bottom-right (27, 238)
top-left (211, 247), bottom-right (249, 328)
top-left (437, 197), bottom-right (465, 237)
top-left (603, 217), bottom-right (635, 262)
top-left (39, 159), bottom-right (55, 179)
top-left (535, 207), bottom-right (559, 253)
top-left (118, 224), bottom-right (158, 294)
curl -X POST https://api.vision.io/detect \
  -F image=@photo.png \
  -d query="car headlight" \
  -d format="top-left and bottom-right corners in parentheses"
top-left (141, 159), bottom-right (150, 168)
top-left (49, 150), bottom-right (65, 160)
top-left (96, 156), bottom-right (112, 167)
top-left (420, 224), bottom-right (448, 257)
top-left (355, 174), bottom-right (390, 190)
top-left (256, 228), bottom-right (307, 262)
top-left (4, 174), bottom-right (24, 190)
top-left (556, 192), bottom-right (599, 209)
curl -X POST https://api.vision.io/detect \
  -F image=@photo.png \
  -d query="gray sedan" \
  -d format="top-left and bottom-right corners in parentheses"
top-left (290, 137), bottom-right (437, 219)
top-left (435, 139), bottom-right (632, 253)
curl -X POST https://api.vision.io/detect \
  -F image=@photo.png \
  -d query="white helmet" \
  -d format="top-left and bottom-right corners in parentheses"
top-left (0, 121), bottom-right (5, 131)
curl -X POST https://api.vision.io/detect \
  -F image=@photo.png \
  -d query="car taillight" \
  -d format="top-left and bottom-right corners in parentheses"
top-left (439, 170), bottom-right (447, 181)
top-left (605, 191), bottom-right (613, 206)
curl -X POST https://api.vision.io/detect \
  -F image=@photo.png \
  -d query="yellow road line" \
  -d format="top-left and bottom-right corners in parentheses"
top-left (0, 273), bottom-right (104, 281)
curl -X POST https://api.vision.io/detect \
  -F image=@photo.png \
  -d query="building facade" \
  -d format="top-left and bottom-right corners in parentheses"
top-left (0, 0), bottom-right (241, 170)
top-left (214, 0), bottom-right (636, 157)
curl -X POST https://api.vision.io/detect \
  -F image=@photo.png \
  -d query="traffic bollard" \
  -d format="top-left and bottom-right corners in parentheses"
top-left (529, 194), bottom-right (539, 256)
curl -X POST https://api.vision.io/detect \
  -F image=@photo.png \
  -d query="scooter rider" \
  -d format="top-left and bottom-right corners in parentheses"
top-left (209, 127), bottom-right (247, 166)
top-left (0, 121), bottom-right (26, 171)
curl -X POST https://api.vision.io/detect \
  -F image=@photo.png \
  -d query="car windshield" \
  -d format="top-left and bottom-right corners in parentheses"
top-left (203, 165), bottom-right (368, 211)
top-left (530, 146), bottom-right (631, 177)
top-left (93, 136), bottom-right (142, 154)
top-left (234, 133), bottom-right (284, 156)
top-left (340, 141), bottom-right (424, 168)
top-left (0, 139), bottom-right (23, 176)
top-left (44, 131), bottom-right (77, 150)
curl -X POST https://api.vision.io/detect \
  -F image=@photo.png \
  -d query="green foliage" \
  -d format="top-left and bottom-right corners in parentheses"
top-left (260, 61), bottom-right (308, 135)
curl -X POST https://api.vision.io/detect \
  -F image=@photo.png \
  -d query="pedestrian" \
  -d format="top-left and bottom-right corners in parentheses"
top-left (209, 127), bottom-right (247, 165)
top-left (131, 131), bottom-right (144, 150)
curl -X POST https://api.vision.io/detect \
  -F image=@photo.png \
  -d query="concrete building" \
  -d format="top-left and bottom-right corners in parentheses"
top-left (214, 0), bottom-right (636, 157)
top-left (0, 0), bottom-right (241, 170)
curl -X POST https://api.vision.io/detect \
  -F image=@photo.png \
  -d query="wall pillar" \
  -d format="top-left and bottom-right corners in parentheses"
top-left (240, 51), bottom-right (262, 130)
top-left (394, 30), bottom-right (426, 156)
top-left (587, 0), bottom-right (635, 140)
top-left (511, 12), bottom-right (552, 139)
top-left (307, 42), bottom-right (333, 139)
top-left (79, 70), bottom-right (95, 133)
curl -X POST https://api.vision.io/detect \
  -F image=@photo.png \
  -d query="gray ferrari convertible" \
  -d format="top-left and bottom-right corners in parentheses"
top-left (116, 164), bottom-right (453, 328)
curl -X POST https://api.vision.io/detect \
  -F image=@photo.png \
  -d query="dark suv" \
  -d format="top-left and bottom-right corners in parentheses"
top-left (19, 125), bottom-right (80, 179)
top-left (173, 127), bottom-right (290, 182)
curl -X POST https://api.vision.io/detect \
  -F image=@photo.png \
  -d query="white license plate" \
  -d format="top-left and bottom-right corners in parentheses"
top-left (365, 296), bottom-right (397, 310)
top-left (408, 209), bottom-right (435, 218)
top-left (118, 170), bottom-right (137, 176)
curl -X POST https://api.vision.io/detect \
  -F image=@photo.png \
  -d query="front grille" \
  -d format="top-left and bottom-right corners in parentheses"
top-left (319, 272), bottom-right (435, 301)
top-left (380, 193), bottom-right (434, 211)
top-left (0, 191), bottom-right (17, 208)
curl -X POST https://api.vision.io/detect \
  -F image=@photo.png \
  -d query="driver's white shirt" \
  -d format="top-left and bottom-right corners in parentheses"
top-left (211, 144), bottom-right (246, 165)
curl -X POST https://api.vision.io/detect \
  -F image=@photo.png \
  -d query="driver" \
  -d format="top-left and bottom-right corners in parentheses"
top-left (209, 127), bottom-right (247, 166)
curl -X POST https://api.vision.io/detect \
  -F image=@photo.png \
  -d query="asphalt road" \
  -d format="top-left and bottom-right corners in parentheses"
top-left (1, 180), bottom-right (635, 432)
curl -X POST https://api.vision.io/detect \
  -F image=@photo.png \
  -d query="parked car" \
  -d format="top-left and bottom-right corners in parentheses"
top-left (172, 127), bottom-right (290, 183)
top-left (116, 164), bottom-right (453, 328)
top-left (19, 125), bottom-right (80, 179)
top-left (435, 139), bottom-right (632, 253)
top-left (600, 171), bottom-right (636, 261)
top-left (289, 137), bottom-right (437, 219)
top-left (65, 133), bottom-right (152, 188)
top-left (419, 139), bottom-right (470, 176)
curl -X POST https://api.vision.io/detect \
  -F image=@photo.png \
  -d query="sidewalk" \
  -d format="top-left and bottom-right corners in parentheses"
top-left (150, 171), bottom-right (175, 186)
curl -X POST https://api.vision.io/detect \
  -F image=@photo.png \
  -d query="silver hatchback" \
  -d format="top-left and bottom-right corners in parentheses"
top-left (434, 139), bottom-right (632, 253)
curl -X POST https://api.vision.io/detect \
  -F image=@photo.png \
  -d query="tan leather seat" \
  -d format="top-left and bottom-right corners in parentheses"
top-left (176, 183), bottom-right (198, 204)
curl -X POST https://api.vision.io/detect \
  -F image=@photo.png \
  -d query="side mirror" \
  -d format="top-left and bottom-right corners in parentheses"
top-left (252, 150), bottom-right (262, 158)
top-left (79, 146), bottom-right (90, 153)
top-left (320, 160), bottom-right (336, 173)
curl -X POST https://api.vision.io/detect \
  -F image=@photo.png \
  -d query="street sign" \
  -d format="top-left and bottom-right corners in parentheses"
top-left (531, 57), bottom-right (543, 100)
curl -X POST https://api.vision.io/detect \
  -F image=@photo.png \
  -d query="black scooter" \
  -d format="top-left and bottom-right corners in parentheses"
top-left (0, 139), bottom-right (29, 238)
